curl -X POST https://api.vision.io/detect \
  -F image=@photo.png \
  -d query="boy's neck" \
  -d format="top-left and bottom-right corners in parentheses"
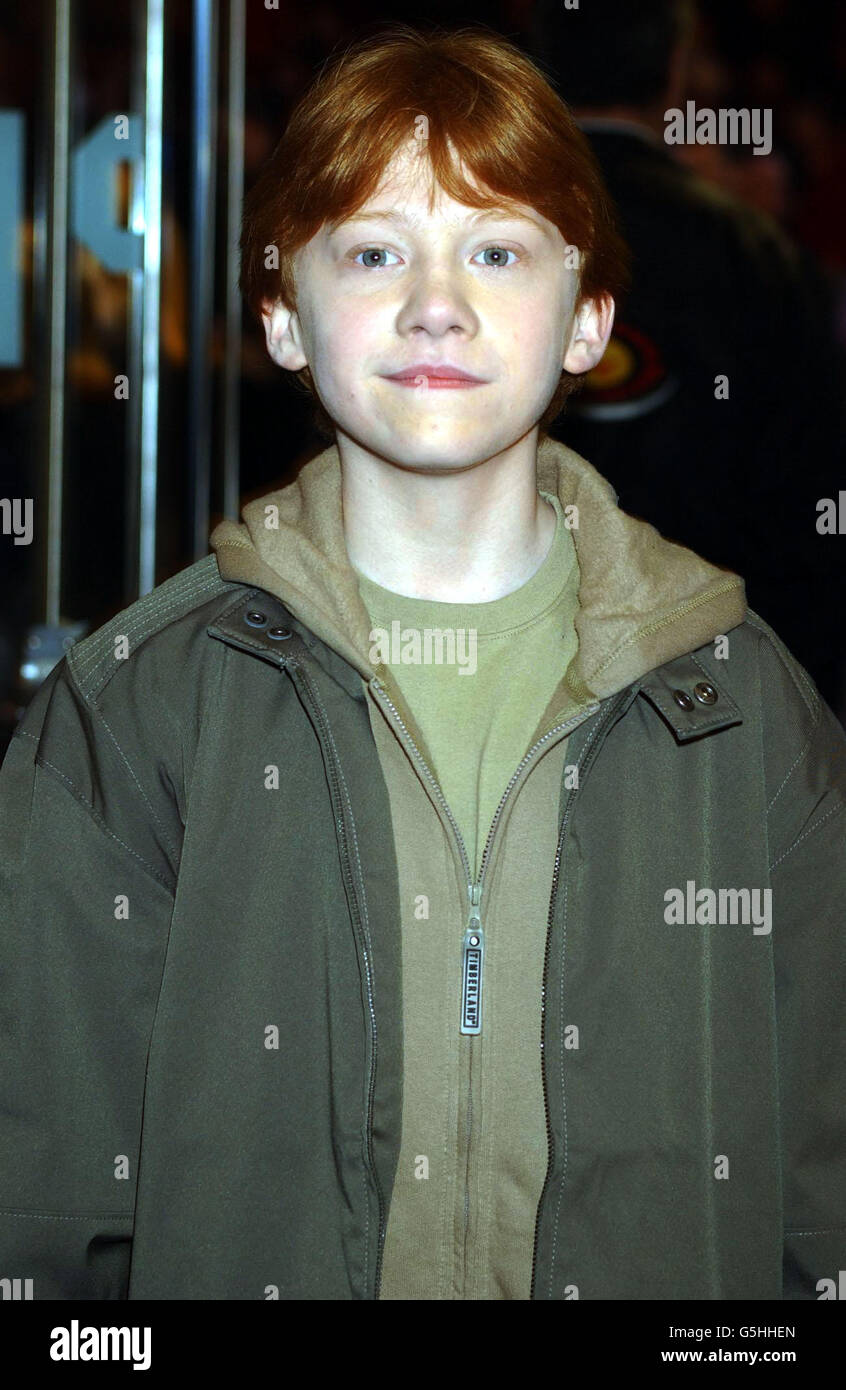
top-left (338, 427), bottom-right (557, 603)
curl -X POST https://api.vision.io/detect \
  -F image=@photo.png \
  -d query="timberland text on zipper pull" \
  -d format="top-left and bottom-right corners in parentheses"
top-left (461, 884), bottom-right (484, 1034)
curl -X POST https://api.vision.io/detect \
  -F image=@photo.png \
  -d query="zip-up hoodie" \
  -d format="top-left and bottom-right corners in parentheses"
top-left (209, 432), bottom-right (748, 1299)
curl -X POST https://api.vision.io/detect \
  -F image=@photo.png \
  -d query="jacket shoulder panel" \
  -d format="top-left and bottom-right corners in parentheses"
top-left (66, 553), bottom-right (244, 703)
top-left (742, 608), bottom-right (821, 721)
top-left (741, 610), bottom-right (845, 863)
top-left (672, 610), bottom-right (819, 725)
top-left (10, 556), bottom-right (253, 890)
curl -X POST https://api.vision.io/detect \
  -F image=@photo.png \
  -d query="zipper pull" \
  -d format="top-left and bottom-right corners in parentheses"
top-left (460, 883), bottom-right (485, 1034)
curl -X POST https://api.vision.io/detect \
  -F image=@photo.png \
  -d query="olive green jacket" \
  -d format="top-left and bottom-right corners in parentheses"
top-left (1, 437), bottom-right (844, 1299)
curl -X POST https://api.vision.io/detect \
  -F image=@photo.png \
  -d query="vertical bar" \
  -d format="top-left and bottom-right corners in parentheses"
top-left (223, 0), bottom-right (245, 522)
top-left (125, 0), bottom-right (147, 603)
top-left (139, 0), bottom-right (165, 595)
top-left (0, 112), bottom-right (25, 367)
top-left (31, 11), bottom-right (49, 632)
top-left (189, 0), bottom-right (218, 560)
top-left (44, 0), bottom-right (71, 629)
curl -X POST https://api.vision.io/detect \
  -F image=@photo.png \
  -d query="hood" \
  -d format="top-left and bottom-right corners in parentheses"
top-left (208, 434), bottom-right (747, 700)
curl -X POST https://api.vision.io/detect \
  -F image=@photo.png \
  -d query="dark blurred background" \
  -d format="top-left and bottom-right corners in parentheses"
top-left (1, 0), bottom-right (844, 757)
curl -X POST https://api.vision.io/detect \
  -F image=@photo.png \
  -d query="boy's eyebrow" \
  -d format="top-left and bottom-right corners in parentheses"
top-left (327, 208), bottom-right (551, 236)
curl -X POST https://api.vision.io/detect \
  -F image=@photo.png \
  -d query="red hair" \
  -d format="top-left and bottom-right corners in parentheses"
top-left (240, 23), bottom-right (631, 437)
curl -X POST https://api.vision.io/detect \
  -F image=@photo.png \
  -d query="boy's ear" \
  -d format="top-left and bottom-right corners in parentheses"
top-left (562, 294), bottom-right (616, 375)
top-left (260, 297), bottom-right (309, 372)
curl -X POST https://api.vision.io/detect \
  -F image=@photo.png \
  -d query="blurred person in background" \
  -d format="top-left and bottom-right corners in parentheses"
top-left (529, 0), bottom-right (846, 721)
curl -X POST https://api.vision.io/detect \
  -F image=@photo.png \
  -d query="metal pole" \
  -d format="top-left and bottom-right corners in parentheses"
top-left (139, 0), bottom-right (165, 595)
top-left (223, 0), bottom-right (245, 523)
top-left (189, 0), bottom-right (218, 560)
top-left (125, 0), bottom-right (147, 604)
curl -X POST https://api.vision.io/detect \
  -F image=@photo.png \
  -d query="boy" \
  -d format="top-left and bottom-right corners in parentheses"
top-left (1, 24), bottom-right (844, 1300)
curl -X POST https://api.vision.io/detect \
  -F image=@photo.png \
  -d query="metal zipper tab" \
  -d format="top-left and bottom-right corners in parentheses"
top-left (460, 883), bottom-right (484, 1034)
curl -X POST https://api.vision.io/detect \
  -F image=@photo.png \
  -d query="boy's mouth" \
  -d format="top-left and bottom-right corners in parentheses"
top-left (383, 363), bottom-right (488, 389)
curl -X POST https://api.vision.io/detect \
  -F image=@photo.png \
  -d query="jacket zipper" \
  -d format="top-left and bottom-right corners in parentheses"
top-left (372, 676), bottom-right (601, 1026)
top-left (528, 688), bottom-right (633, 1300)
top-left (461, 884), bottom-right (484, 1033)
top-left (370, 674), bottom-right (600, 1297)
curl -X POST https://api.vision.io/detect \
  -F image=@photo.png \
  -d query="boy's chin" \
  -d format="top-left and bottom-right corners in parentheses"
top-left (343, 419), bottom-right (537, 471)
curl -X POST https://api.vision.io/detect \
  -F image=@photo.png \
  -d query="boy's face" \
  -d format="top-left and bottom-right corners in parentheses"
top-left (262, 142), bottom-right (613, 470)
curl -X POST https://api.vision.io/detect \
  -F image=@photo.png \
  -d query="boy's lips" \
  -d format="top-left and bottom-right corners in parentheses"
top-left (383, 363), bottom-right (488, 389)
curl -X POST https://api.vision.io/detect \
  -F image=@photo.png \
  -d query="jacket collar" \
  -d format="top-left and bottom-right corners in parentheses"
top-left (208, 434), bottom-right (748, 705)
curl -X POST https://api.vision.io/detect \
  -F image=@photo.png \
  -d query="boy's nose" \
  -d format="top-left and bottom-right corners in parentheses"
top-left (394, 270), bottom-right (479, 337)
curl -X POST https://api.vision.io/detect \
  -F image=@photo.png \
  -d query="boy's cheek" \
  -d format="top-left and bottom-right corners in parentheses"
top-left (321, 330), bottom-right (382, 381)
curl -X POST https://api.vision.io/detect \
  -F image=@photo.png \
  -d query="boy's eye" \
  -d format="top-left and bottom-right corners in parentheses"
top-left (351, 245), bottom-right (518, 269)
top-left (354, 247), bottom-right (401, 269)
top-left (475, 246), bottom-right (517, 268)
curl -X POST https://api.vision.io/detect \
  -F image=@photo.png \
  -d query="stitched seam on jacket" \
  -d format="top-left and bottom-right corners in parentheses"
top-left (745, 613), bottom-right (819, 718)
top-left (70, 570), bottom-right (220, 679)
top-left (785, 1226), bottom-right (846, 1236)
top-left (748, 618), bottom-right (828, 853)
top-left (71, 555), bottom-right (217, 651)
top-left (72, 575), bottom-right (222, 689)
top-left (767, 735), bottom-right (814, 811)
top-left (213, 585), bottom-right (264, 623)
top-left (302, 673), bottom-right (374, 1296)
top-left (92, 707), bottom-right (179, 865)
top-left (30, 750), bottom-right (174, 892)
top-left (641, 687), bottom-right (737, 736)
top-left (208, 589), bottom-right (301, 659)
top-left (214, 629), bottom-right (279, 657)
top-left (768, 800), bottom-right (845, 873)
top-left (70, 574), bottom-right (225, 695)
top-left (547, 710), bottom-right (608, 1298)
top-left (689, 651), bottom-right (744, 712)
top-left (0, 1208), bottom-right (133, 1220)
